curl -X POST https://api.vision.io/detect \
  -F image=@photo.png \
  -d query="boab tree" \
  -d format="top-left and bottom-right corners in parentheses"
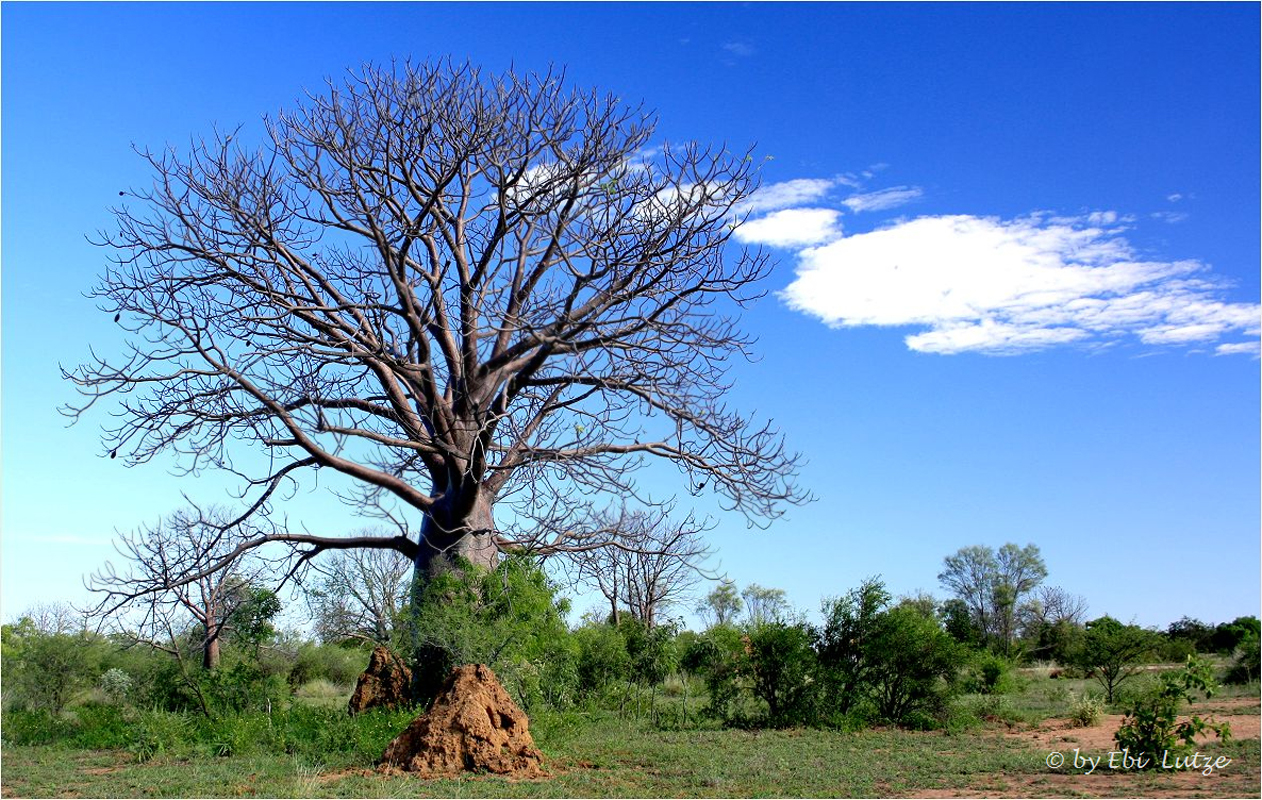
top-left (64, 61), bottom-right (806, 615)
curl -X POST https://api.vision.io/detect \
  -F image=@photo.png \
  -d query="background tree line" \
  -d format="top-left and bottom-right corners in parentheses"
top-left (5, 540), bottom-right (1257, 741)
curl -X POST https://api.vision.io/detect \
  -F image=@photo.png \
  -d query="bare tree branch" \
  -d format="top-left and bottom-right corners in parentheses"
top-left (65, 60), bottom-right (808, 591)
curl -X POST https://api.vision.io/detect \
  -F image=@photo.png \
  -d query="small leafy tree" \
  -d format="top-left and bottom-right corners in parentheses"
top-left (940, 598), bottom-right (985, 649)
top-left (691, 625), bottom-right (748, 724)
top-left (698, 579), bottom-right (743, 628)
top-left (815, 577), bottom-right (890, 716)
top-left (1075, 616), bottom-right (1158, 703)
top-left (745, 620), bottom-right (817, 727)
top-left (1114, 656), bottom-right (1230, 769)
top-left (742, 584), bottom-right (789, 627)
top-left (866, 606), bottom-right (966, 727)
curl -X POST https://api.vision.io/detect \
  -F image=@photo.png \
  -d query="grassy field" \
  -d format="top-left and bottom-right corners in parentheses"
top-left (3, 677), bottom-right (1258, 798)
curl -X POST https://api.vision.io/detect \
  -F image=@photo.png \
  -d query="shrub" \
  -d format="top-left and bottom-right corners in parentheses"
top-left (866, 606), bottom-right (966, 726)
top-left (959, 651), bottom-right (1021, 695)
top-left (200, 659), bottom-right (290, 715)
top-left (288, 642), bottom-right (368, 688)
top-left (406, 555), bottom-right (574, 707)
top-left (1113, 656), bottom-right (1230, 769)
top-left (573, 623), bottom-right (631, 702)
top-left (815, 578), bottom-right (889, 717)
top-left (746, 621), bottom-right (818, 727)
top-left (99, 668), bottom-right (134, 704)
top-left (1224, 633), bottom-right (1259, 685)
top-left (689, 625), bottom-right (747, 724)
top-left (4, 630), bottom-right (104, 712)
top-left (1069, 692), bottom-right (1104, 727)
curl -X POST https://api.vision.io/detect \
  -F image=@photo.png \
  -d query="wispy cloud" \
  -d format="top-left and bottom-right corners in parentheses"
top-left (1216, 341), bottom-right (1261, 358)
top-left (1151, 210), bottom-right (1190, 224)
top-left (722, 40), bottom-right (756, 58)
top-left (779, 214), bottom-right (1261, 356)
top-left (841, 185), bottom-right (923, 213)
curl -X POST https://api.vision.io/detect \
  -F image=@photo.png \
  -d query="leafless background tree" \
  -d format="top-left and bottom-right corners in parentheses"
top-left (304, 538), bottom-right (412, 645)
top-left (88, 504), bottom-right (277, 670)
top-left (564, 504), bottom-right (712, 628)
top-left (64, 60), bottom-right (806, 616)
top-left (1024, 585), bottom-right (1089, 629)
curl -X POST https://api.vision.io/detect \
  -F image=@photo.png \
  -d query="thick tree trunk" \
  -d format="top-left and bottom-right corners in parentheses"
top-left (407, 488), bottom-right (500, 703)
top-left (413, 490), bottom-right (499, 578)
top-left (203, 633), bottom-right (221, 671)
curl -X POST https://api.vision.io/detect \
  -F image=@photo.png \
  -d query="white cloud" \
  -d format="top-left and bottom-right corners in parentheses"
top-left (841, 186), bottom-right (923, 213)
top-left (1216, 341), bottom-right (1261, 358)
top-left (722, 41), bottom-right (756, 57)
top-left (735, 208), bottom-right (842, 248)
top-left (740, 179), bottom-right (837, 215)
top-left (1151, 210), bottom-right (1189, 224)
top-left (779, 214), bottom-right (1261, 355)
top-left (1167, 193), bottom-right (1184, 203)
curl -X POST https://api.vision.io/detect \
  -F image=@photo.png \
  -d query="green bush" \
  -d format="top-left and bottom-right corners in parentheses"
top-left (746, 621), bottom-right (817, 727)
top-left (1069, 692), bottom-right (1104, 727)
top-left (815, 578), bottom-right (889, 717)
top-left (866, 606), bottom-right (966, 726)
top-left (0, 708), bottom-right (72, 746)
top-left (406, 555), bottom-right (575, 708)
top-left (1114, 656), bottom-right (1230, 769)
top-left (959, 652), bottom-right (1021, 695)
top-left (691, 625), bottom-right (747, 724)
top-left (574, 623), bottom-right (632, 702)
top-left (99, 668), bottom-right (135, 705)
top-left (2, 628), bottom-right (107, 712)
top-left (1224, 633), bottom-right (1259, 685)
top-left (288, 642), bottom-right (368, 687)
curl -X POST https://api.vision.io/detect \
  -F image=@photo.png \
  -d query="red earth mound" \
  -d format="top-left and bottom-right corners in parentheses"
top-left (379, 663), bottom-right (546, 778)
top-left (348, 646), bottom-right (413, 715)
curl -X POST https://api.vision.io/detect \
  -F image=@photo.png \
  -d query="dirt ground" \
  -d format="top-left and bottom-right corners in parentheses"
top-left (909, 696), bottom-right (1261, 798)
top-left (1004, 695), bottom-right (1260, 751)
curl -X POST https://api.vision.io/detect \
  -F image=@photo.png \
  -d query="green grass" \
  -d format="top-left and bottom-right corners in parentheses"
top-left (0, 719), bottom-right (1041, 797)
top-left (3, 674), bottom-right (1258, 798)
top-left (3, 710), bottom-right (1257, 798)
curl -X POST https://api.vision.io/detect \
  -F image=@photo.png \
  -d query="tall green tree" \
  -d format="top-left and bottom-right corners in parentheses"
top-left (938, 543), bottom-right (1046, 654)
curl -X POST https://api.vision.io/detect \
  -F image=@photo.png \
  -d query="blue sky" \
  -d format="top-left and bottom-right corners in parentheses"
top-left (3, 2), bottom-right (1258, 631)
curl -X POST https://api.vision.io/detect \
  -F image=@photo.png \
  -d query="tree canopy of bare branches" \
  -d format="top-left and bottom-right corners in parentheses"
top-left (564, 504), bottom-right (712, 628)
top-left (64, 60), bottom-right (806, 588)
top-left (89, 504), bottom-right (279, 670)
top-left (304, 538), bottom-right (412, 645)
